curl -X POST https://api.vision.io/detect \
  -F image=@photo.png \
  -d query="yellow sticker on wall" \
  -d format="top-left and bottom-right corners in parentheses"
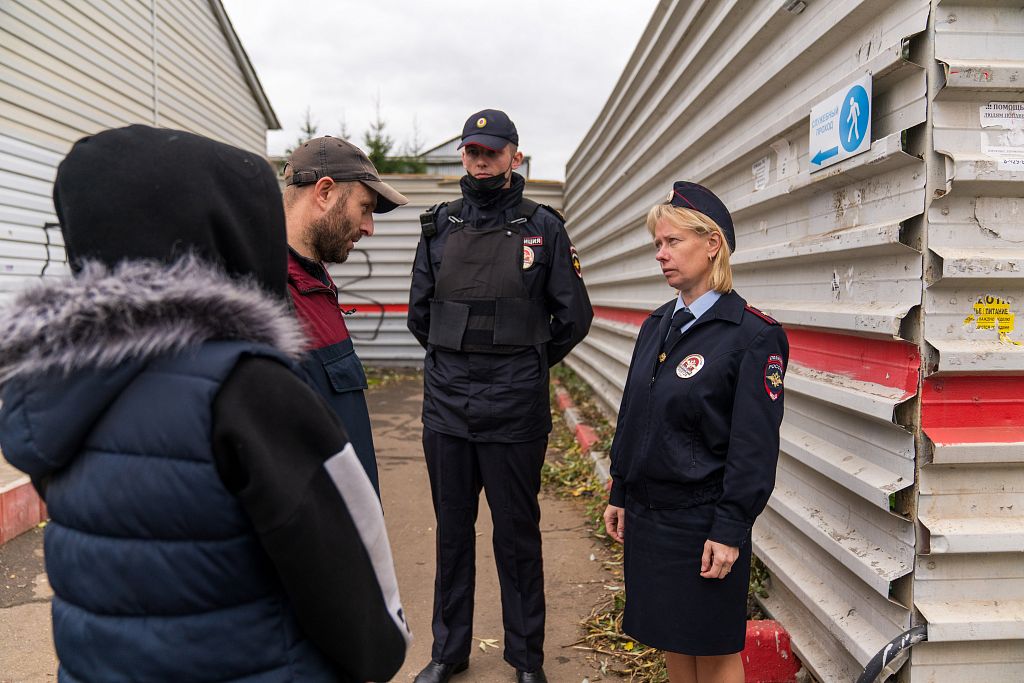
top-left (963, 295), bottom-right (1021, 345)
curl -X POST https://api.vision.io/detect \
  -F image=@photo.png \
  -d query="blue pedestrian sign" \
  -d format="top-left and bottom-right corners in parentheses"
top-left (810, 75), bottom-right (872, 172)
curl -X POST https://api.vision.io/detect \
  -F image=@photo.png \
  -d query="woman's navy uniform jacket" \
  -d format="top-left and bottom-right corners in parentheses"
top-left (609, 291), bottom-right (789, 547)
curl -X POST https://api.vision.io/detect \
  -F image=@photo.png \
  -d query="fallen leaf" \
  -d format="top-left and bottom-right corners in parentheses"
top-left (473, 637), bottom-right (499, 652)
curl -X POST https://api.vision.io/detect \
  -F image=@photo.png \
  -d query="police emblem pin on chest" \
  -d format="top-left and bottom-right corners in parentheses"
top-left (676, 353), bottom-right (705, 379)
top-left (522, 245), bottom-right (535, 270)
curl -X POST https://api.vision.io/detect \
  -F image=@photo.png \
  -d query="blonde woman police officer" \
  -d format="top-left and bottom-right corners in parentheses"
top-left (603, 181), bottom-right (788, 683)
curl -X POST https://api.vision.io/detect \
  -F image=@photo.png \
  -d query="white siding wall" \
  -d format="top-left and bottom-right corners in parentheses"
top-left (0, 0), bottom-right (273, 299)
top-left (327, 175), bottom-right (564, 365)
top-left (564, 1), bottom-right (1023, 680)
top-left (913, 1), bottom-right (1024, 679)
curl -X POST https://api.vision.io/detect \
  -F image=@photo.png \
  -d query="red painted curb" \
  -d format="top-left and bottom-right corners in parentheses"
top-left (554, 387), bottom-right (574, 411)
top-left (0, 480), bottom-right (46, 546)
top-left (575, 424), bottom-right (600, 454)
top-left (554, 380), bottom-right (599, 454)
top-left (742, 620), bottom-right (800, 682)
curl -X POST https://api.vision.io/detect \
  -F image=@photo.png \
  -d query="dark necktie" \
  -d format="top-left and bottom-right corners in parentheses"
top-left (659, 307), bottom-right (695, 362)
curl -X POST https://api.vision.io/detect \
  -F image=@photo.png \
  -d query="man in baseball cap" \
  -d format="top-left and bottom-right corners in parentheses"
top-left (285, 135), bottom-right (408, 214)
top-left (282, 136), bottom-right (408, 495)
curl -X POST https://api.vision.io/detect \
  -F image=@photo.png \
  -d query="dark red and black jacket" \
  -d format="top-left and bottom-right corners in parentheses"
top-left (288, 249), bottom-right (379, 493)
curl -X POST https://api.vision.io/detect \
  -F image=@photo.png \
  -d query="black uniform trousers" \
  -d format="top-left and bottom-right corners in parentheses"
top-left (423, 427), bottom-right (547, 671)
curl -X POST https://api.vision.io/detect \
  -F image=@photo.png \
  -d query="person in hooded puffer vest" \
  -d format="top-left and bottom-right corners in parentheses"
top-left (0, 125), bottom-right (410, 682)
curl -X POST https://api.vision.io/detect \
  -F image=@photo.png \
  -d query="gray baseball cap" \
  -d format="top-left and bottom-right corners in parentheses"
top-left (284, 136), bottom-right (408, 213)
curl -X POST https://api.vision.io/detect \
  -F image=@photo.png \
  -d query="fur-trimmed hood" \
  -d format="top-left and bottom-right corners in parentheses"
top-left (0, 256), bottom-right (306, 386)
top-left (0, 258), bottom-right (308, 480)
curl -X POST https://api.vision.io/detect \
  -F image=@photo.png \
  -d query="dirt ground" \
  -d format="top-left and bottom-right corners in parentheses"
top-left (0, 374), bottom-right (614, 683)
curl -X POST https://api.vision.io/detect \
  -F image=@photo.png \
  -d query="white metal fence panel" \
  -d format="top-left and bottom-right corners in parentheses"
top-left (327, 175), bottom-right (564, 365)
top-left (0, 0), bottom-right (276, 302)
top-left (913, 1), bottom-right (1024, 679)
top-left (0, 133), bottom-right (67, 296)
top-left (564, 0), bottom-right (1023, 680)
top-left (153, 0), bottom-right (267, 152)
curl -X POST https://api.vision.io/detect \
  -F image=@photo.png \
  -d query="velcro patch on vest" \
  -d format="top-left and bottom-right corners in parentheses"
top-left (523, 236), bottom-right (543, 246)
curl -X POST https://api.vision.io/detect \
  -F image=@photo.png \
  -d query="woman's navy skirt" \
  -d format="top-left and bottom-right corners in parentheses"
top-left (622, 495), bottom-right (752, 655)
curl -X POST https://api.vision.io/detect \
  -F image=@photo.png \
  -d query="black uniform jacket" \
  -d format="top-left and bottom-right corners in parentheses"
top-left (408, 173), bottom-right (593, 443)
top-left (608, 291), bottom-right (788, 547)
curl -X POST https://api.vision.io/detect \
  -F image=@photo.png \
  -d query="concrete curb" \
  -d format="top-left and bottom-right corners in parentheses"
top-left (551, 379), bottom-right (801, 683)
top-left (553, 382), bottom-right (610, 489)
top-left (0, 475), bottom-right (46, 546)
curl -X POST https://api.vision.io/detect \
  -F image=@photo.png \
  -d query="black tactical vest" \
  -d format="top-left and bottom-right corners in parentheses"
top-left (424, 200), bottom-right (552, 354)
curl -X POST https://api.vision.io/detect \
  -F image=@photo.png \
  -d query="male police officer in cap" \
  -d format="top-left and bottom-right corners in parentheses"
top-left (407, 110), bottom-right (593, 683)
top-left (283, 136), bottom-right (408, 495)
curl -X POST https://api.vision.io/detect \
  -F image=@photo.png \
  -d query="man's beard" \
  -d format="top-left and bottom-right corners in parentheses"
top-left (307, 192), bottom-right (357, 263)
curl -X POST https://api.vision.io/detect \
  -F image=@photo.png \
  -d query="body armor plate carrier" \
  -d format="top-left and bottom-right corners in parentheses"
top-left (423, 199), bottom-right (553, 354)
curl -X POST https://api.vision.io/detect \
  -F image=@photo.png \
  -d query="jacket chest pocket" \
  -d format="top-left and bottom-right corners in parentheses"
top-left (312, 340), bottom-right (367, 394)
top-left (324, 352), bottom-right (367, 393)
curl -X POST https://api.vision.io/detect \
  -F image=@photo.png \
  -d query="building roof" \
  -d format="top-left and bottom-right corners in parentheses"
top-left (209, 0), bottom-right (281, 130)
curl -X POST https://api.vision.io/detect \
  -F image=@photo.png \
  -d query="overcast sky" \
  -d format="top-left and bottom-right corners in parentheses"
top-left (221, 1), bottom-right (659, 180)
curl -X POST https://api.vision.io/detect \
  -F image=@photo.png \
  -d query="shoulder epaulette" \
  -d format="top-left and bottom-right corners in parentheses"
top-left (745, 305), bottom-right (780, 325)
top-left (537, 203), bottom-right (566, 224)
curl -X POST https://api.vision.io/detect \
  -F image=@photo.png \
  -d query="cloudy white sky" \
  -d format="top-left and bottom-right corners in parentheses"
top-left (221, 1), bottom-right (659, 180)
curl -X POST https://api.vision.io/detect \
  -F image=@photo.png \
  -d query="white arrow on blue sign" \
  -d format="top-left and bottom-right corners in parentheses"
top-left (809, 74), bottom-right (872, 172)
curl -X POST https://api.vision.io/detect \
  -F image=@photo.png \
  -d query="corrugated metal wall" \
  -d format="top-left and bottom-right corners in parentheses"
top-left (328, 174), bottom-right (563, 365)
top-left (0, 0), bottom-right (275, 299)
top-left (915, 1), bottom-right (1024, 680)
top-left (563, 1), bottom-right (1023, 680)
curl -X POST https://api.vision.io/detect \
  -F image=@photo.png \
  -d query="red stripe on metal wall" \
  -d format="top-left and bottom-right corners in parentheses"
top-left (592, 308), bottom-right (920, 395)
top-left (786, 329), bottom-right (920, 396)
top-left (922, 376), bottom-right (1024, 444)
top-left (340, 304), bottom-right (409, 313)
top-left (592, 305), bottom-right (649, 327)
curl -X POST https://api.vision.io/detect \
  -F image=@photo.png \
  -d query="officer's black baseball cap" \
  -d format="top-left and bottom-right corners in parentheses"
top-left (458, 109), bottom-right (519, 151)
top-left (284, 136), bottom-right (408, 213)
top-left (668, 181), bottom-right (736, 253)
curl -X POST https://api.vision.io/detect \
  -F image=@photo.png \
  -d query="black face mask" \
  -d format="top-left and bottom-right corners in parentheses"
top-left (463, 171), bottom-right (507, 195)
top-left (462, 153), bottom-right (515, 206)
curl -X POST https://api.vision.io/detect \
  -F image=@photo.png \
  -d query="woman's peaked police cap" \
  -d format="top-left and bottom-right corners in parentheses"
top-left (666, 181), bottom-right (736, 253)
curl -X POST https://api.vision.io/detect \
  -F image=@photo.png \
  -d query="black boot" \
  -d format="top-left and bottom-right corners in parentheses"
top-left (516, 669), bottom-right (548, 683)
top-left (413, 660), bottom-right (469, 683)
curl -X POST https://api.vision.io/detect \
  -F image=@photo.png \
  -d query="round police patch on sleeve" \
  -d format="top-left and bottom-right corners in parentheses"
top-left (763, 354), bottom-right (785, 401)
top-left (570, 245), bottom-right (582, 278)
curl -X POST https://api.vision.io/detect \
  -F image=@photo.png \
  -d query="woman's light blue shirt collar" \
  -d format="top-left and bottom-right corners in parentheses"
top-left (673, 290), bottom-right (722, 334)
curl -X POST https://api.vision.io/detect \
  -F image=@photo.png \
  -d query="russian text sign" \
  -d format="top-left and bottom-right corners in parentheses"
top-left (809, 74), bottom-right (872, 172)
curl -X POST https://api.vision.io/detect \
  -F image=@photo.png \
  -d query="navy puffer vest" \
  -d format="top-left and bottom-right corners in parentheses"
top-left (40, 341), bottom-right (336, 682)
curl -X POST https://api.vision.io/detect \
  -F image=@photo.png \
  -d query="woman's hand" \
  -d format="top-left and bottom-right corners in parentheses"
top-left (603, 505), bottom-right (625, 544)
top-left (700, 539), bottom-right (739, 579)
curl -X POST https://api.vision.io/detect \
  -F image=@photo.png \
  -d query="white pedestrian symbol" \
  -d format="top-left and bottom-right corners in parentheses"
top-left (846, 97), bottom-right (861, 143)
